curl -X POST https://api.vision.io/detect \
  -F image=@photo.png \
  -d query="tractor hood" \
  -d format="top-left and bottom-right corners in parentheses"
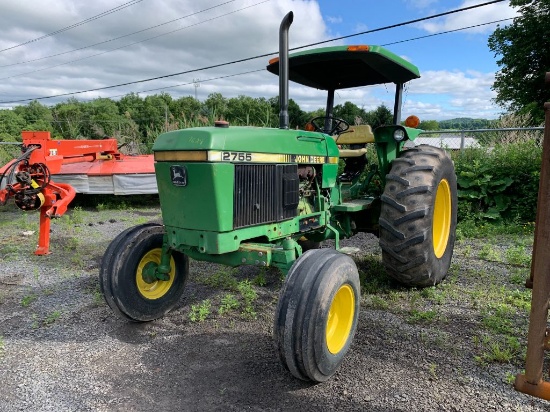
top-left (152, 126), bottom-right (339, 160)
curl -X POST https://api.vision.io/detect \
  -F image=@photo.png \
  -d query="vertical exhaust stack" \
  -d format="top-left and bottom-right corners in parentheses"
top-left (279, 11), bottom-right (293, 130)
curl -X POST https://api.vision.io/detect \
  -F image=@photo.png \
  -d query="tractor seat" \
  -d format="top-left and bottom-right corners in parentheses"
top-left (335, 125), bottom-right (374, 158)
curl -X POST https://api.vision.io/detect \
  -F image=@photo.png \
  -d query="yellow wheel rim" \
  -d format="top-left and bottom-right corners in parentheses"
top-left (136, 248), bottom-right (175, 300)
top-left (326, 284), bottom-right (355, 354)
top-left (433, 179), bottom-right (451, 258)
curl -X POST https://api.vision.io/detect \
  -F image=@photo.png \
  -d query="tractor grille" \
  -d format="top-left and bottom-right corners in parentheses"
top-left (233, 164), bottom-right (299, 229)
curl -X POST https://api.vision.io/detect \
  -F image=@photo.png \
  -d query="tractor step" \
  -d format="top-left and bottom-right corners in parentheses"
top-left (338, 246), bottom-right (361, 255)
top-left (332, 198), bottom-right (374, 212)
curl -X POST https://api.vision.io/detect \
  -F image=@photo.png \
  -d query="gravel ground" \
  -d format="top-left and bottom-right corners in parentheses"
top-left (0, 203), bottom-right (549, 411)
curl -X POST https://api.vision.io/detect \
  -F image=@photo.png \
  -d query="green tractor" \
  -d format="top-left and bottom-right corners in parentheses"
top-left (100, 12), bottom-right (457, 382)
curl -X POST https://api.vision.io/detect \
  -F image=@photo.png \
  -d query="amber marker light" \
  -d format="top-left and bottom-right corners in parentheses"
top-left (405, 115), bottom-right (420, 128)
top-left (347, 45), bottom-right (370, 52)
top-left (304, 122), bottom-right (316, 132)
top-left (269, 57), bottom-right (279, 65)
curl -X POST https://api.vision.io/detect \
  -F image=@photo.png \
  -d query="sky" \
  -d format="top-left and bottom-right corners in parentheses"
top-left (0, 0), bottom-right (517, 120)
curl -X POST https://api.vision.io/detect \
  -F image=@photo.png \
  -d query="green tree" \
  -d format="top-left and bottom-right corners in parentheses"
top-left (333, 101), bottom-right (368, 125)
top-left (117, 93), bottom-right (144, 120)
top-left (365, 105), bottom-right (393, 129)
top-left (13, 101), bottom-right (54, 133)
top-left (227, 96), bottom-right (274, 126)
top-left (488, 0), bottom-right (550, 125)
top-left (269, 97), bottom-right (308, 129)
top-left (170, 96), bottom-right (201, 127)
top-left (203, 93), bottom-right (228, 120)
top-left (51, 98), bottom-right (85, 138)
top-left (82, 98), bottom-right (123, 138)
top-left (418, 120), bottom-right (439, 130)
top-left (0, 109), bottom-right (26, 138)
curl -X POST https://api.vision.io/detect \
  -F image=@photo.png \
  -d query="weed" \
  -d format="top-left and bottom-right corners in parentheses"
top-left (475, 336), bottom-right (521, 365)
top-left (43, 311), bottom-right (61, 326)
top-left (479, 244), bottom-right (501, 262)
top-left (407, 309), bottom-right (438, 324)
top-left (481, 304), bottom-right (515, 334)
top-left (237, 280), bottom-right (257, 319)
top-left (189, 299), bottom-right (211, 322)
top-left (69, 206), bottom-right (84, 225)
top-left (504, 289), bottom-right (531, 311)
top-left (428, 363), bottom-right (438, 380)
top-left (509, 269), bottom-right (528, 285)
top-left (358, 255), bottom-right (392, 294)
top-left (367, 295), bottom-right (390, 310)
top-left (66, 237), bottom-right (79, 251)
top-left (505, 372), bottom-right (516, 385)
top-left (252, 269), bottom-right (267, 287)
top-left (505, 246), bottom-right (531, 267)
top-left (30, 313), bottom-right (39, 329)
top-left (218, 293), bottom-right (239, 315)
top-left (21, 293), bottom-right (37, 307)
top-left (93, 289), bottom-right (104, 306)
top-left (420, 287), bottom-right (445, 305)
top-left (202, 269), bottom-right (238, 291)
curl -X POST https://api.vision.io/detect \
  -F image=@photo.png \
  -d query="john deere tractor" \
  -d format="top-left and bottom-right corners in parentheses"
top-left (100, 12), bottom-right (457, 382)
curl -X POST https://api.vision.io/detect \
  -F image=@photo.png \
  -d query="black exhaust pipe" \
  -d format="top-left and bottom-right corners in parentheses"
top-left (279, 11), bottom-right (293, 130)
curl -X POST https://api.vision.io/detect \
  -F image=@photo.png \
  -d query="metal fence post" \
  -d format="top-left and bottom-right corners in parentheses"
top-left (514, 73), bottom-right (550, 401)
top-left (460, 130), bottom-right (465, 152)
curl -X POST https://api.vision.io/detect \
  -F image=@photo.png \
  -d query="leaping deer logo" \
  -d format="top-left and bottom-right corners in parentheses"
top-left (170, 166), bottom-right (187, 187)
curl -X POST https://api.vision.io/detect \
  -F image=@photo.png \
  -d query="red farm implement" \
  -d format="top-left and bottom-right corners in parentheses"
top-left (0, 131), bottom-right (155, 255)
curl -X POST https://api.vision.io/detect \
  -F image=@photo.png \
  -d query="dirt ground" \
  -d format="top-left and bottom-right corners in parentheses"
top-left (0, 203), bottom-right (549, 411)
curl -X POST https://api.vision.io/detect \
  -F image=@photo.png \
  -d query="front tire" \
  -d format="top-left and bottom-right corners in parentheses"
top-left (379, 145), bottom-right (457, 287)
top-left (100, 223), bottom-right (189, 321)
top-left (273, 249), bottom-right (360, 382)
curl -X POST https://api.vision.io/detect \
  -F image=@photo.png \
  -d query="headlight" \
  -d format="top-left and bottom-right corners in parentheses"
top-left (393, 129), bottom-right (405, 142)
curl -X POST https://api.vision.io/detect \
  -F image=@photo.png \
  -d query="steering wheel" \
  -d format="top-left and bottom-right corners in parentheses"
top-left (309, 116), bottom-right (350, 136)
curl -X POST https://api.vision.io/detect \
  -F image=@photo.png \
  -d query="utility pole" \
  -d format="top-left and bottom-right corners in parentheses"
top-left (193, 78), bottom-right (200, 100)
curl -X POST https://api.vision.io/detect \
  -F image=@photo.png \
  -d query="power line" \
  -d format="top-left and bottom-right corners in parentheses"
top-left (291, 0), bottom-right (507, 51)
top-left (115, 18), bottom-right (514, 100)
top-left (381, 17), bottom-right (513, 47)
top-left (0, 0), bottom-right (144, 53)
top-left (109, 69), bottom-right (264, 98)
top-left (0, 0), bottom-right (268, 81)
top-left (0, 0), bottom-right (507, 104)
top-left (0, 0), bottom-right (238, 69)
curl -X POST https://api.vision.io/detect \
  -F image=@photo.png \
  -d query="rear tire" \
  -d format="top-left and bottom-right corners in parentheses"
top-left (379, 145), bottom-right (457, 287)
top-left (100, 223), bottom-right (188, 321)
top-left (273, 249), bottom-right (360, 382)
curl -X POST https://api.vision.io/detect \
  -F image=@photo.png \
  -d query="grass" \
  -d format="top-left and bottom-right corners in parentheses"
top-left (357, 222), bottom-right (535, 372)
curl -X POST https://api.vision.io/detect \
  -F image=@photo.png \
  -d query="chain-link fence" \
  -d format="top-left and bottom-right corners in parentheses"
top-left (408, 127), bottom-right (544, 151)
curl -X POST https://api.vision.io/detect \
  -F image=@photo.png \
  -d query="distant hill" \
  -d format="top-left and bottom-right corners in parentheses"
top-left (438, 118), bottom-right (494, 130)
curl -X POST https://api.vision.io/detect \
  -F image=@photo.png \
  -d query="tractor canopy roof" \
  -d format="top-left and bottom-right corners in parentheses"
top-left (266, 45), bottom-right (420, 90)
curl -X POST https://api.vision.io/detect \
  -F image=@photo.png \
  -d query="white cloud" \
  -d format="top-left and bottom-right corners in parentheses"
top-left (0, 0), bottom-right (329, 107)
top-left (403, 69), bottom-right (500, 119)
top-left (326, 15), bottom-right (343, 24)
top-left (418, 0), bottom-right (518, 34)
top-left (0, 0), bottom-right (505, 121)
